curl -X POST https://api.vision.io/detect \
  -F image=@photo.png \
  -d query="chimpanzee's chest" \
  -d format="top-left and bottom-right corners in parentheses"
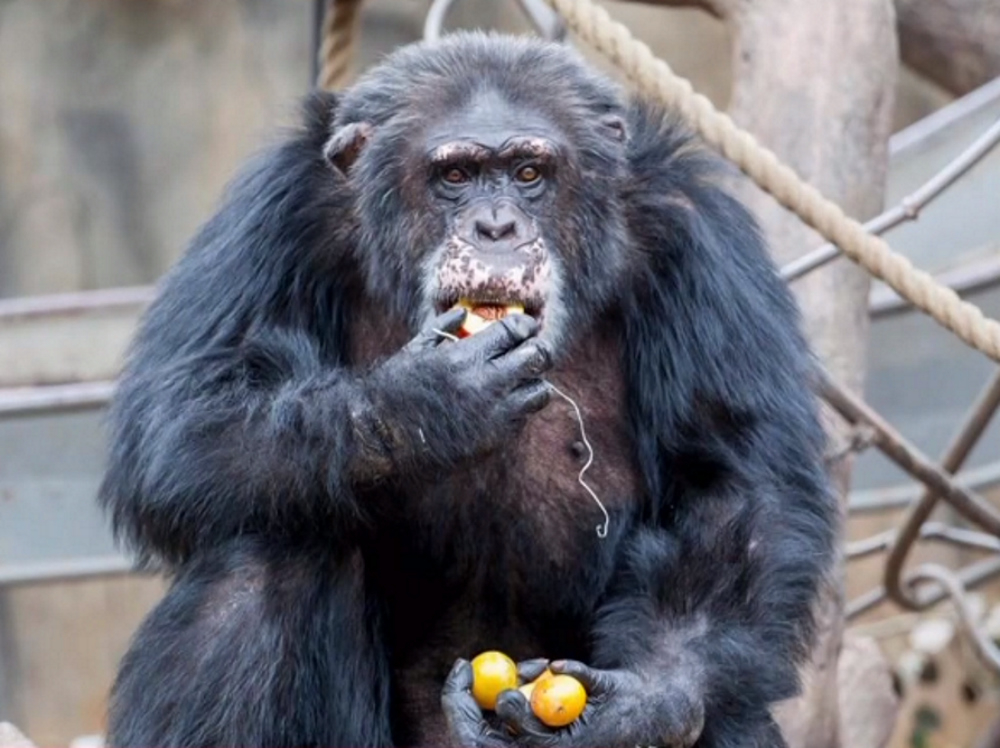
top-left (399, 327), bottom-right (640, 576)
top-left (371, 331), bottom-right (641, 746)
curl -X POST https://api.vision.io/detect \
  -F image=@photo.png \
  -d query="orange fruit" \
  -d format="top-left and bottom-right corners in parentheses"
top-left (518, 667), bottom-right (554, 701)
top-left (529, 674), bottom-right (587, 727)
top-left (471, 651), bottom-right (519, 710)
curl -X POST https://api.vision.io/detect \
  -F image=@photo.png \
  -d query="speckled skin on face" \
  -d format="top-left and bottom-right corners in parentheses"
top-left (435, 235), bottom-right (551, 310)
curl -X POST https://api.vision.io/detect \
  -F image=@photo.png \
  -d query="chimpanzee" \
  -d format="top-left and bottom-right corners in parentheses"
top-left (99, 32), bottom-right (836, 748)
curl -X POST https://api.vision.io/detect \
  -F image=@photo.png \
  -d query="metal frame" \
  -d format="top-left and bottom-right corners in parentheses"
top-left (423, 0), bottom-right (566, 42)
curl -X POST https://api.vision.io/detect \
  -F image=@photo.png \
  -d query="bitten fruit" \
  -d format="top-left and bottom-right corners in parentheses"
top-left (454, 301), bottom-right (526, 338)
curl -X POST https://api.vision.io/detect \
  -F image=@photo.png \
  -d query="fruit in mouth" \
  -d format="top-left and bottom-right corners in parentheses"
top-left (452, 299), bottom-right (526, 338)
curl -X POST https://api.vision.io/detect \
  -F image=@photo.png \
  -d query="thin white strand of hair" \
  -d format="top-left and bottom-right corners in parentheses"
top-left (547, 382), bottom-right (609, 539)
top-left (431, 328), bottom-right (609, 538)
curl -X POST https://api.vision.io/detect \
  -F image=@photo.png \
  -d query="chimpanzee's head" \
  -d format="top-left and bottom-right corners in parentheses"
top-left (324, 32), bottom-right (632, 350)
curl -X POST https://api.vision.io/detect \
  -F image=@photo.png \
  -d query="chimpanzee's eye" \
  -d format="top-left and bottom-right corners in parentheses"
top-left (515, 165), bottom-right (541, 183)
top-left (443, 167), bottom-right (470, 185)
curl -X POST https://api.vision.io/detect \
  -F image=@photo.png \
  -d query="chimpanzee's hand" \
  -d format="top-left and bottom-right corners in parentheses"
top-left (349, 308), bottom-right (552, 485)
top-left (493, 660), bottom-right (705, 748)
top-left (441, 658), bottom-right (552, 748)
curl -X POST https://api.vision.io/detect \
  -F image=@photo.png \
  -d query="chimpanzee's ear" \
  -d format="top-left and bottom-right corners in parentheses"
top-left (323, 121), bottom-right (374, 176)
top-left (600, 114), bottom-right (627, 144)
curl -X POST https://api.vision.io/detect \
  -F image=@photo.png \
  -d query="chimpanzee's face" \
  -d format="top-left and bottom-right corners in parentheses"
top-left (420, 92), bottom-right (562, 340)
top-left (325, 41), bottom-right (632, 351)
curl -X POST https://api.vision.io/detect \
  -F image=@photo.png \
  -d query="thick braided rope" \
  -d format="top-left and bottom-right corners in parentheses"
top-left (317, 0), bottom-right (364, 91)
top-left (544, 0), bottom-right (1000, 362)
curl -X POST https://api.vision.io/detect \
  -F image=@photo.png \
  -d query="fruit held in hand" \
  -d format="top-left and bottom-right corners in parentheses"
top-left (471, 651), bottom-right (519, 710)
top-left (529, 673), bottom-right (587, 727)
top-left (517, 668), bottom-right (553, 700)
top-left (454, 300), bottom-right (526, 338)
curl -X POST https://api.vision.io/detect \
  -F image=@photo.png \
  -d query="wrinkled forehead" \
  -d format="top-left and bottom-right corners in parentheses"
top-left (422, 88), bottom-right (564, 155)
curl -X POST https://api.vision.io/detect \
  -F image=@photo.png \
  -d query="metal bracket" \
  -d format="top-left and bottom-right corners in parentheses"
top-left (423, 0), bottom-right (567, 43)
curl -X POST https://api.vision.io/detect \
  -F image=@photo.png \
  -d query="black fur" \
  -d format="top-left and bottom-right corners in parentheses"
top-left (100, 33), bottom-right (835, 748)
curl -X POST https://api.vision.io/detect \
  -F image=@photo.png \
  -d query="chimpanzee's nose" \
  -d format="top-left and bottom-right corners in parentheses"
top-left (475, 206), bottom-right (519, 243)
top-left (475, 218), bottom-right (517, 242)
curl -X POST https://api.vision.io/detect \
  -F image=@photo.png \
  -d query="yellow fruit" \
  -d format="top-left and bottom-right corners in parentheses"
top-left (457, 309), bottom-right (492, 338)
top-left (530, 674), bottom-right (587, 727)
top-left (518, 668), bottom-right (553, 700)
top-left (454, 301), bottom-right (526, 338)
top-left (471, 651), bottom-right (519, 710)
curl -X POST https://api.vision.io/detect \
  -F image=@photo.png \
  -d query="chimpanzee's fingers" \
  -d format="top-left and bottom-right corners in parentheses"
top-left (506, 380), bottom-right (553, 419)
top-left (462, 313), bottom-right (539, 362)
top-left (407, 308), bottom-right (467, 351)
top-left (442, 659), bottom-right (493, 746)
top-left (517, 658), bottom-right (551, 682)
top-left (495, 690), bottom-right (557, 745)
top-left (443, 658), bottom-right (475, 694)
top-left (499, 340), bottom-right (553, 384)
top-left (548, 660), bottom-right (615, 695)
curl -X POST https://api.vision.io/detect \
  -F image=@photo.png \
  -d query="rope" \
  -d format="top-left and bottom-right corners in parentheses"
top-left (317, 0), bottom-right (364, 91)
top-left (541, 0), bottom-right (1000, 362)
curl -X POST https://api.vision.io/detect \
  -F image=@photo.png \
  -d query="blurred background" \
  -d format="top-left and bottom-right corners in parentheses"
top-left (0, 1), bottom-right (998, 746)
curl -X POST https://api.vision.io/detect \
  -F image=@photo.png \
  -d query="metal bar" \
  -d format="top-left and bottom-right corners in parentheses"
top-left (890, 75), bottom-right (1000, 156)
top-left (424, 0), bottom-right (567, 43)
top-left (884, 368), bottom-right (1000, 609)
top-left (846, 522), bottom-right (1000, 560)
top-left (907, 563), bottom-right (1000, 673)
top-left (780, 116), bottom-right (1000, 282)
top-left (846, 556), bottom-right (1000, 619)
top-left (0, 556), bottom-right (135, 587)
top-left (817, 367), bottom-right (1000, 537)
top-left (516, 0), bottom-right (568, 40)
top-left (423, 0), bottom-right (459, 42)
top-left (0, 381), bottom-right (115, 416)
top-left (0, 285), bottom-right (154, 321)
top-left (311, 0), bottom-right (326, 87)
top-left (849, 459), bottom-right (1000, 513)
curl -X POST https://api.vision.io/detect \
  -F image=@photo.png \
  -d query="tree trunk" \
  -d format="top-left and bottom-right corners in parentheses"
top-left (636, 0), bottom-right (1000, 97)
top-left (896, 0), bottom-right (1000, 96)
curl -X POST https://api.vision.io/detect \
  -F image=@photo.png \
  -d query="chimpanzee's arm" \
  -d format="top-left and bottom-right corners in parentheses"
top-left (99, 92), bottom-right (550, 567)
top-left (587, 107), bottom-right (836, 746)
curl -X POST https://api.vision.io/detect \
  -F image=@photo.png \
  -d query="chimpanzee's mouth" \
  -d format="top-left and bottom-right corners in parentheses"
top-left (435, 294), bottom-right (543, 337)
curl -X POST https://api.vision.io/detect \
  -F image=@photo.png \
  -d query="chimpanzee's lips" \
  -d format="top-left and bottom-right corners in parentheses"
top-left (435, 295), bottom-right (544, 338)
top-left (435, 294), bottom-right (542, 319)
